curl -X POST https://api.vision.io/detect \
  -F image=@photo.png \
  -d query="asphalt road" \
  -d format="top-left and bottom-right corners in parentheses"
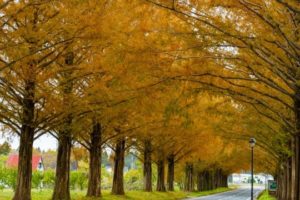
top-left (189, 187), bottom-right (264, 200)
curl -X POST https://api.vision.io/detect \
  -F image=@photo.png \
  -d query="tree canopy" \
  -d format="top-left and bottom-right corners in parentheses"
top-left (0, 0), bottom-right (299, 200)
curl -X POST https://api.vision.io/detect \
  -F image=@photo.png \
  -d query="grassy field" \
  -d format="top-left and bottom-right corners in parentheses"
top-left (258, 191), bottom-right (277, 200)
top-left (0, 188), bottom-right (231, 200)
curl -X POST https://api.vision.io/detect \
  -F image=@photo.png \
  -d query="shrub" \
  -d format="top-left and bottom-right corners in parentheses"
top-left (70, 171), bottom-right (88, 190)
top-left (101, 166), bottom-right (112, 189)
top-left (124, 169), bottom-right (143, 190)
top-left (32, 171), bottom-right (44, 189)
top-left (0, 168), bottom-right (17, 190)
top-left (43, 170), bottom-right (55, 188)
top-left (0, 155), bottom-right (8, 168)
top-left (0, 168), bottom-right (92, 190)
top-left (76, 171), bottom-right (87, 190)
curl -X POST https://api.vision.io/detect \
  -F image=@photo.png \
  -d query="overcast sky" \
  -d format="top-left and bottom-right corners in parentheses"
top-left (0, 134), bottom-right (58, 151)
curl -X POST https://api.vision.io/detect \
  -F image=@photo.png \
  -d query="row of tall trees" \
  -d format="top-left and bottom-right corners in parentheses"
top-left (145, 0), bottom-right (299, 199)
top-left (0, 0), bottom-right (296, 199)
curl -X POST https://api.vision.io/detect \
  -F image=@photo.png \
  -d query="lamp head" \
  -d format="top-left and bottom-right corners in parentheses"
top-left (249, 138), bottom-right (256, 148)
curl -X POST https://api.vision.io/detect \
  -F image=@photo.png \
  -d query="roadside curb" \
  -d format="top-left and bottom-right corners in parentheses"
top-left (256, 190), bottom-right (265, 200)
top-left (183, 188), bottom-right (237, 200)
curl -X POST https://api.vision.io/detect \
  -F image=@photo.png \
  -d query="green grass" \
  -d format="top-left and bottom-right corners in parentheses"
top-left (0, 188), bottom-right (232, 200)
top-left (258, 191), bottom-right (277, 200)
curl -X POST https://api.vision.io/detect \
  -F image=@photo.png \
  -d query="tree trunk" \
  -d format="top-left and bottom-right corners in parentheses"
top-left (296, 136), bottom-right (300, 200)
top-left (223, 174), bottom-right (228, 187)
top-left (284, 133), bottom-right (300, 200)
top-left (156, 159), bottom-right (166, 192)
top-left (285, 161), bottom-right (289, 200)
top-left (293, 85), bottom-right (300, 199)
top-left (204, 170), bottom-right (209, 191)
top-left (208, 170), bottom-right (214, 190)
top-left (291, 138), bottom-right (296, 200)
top-left (282, 164), bottom-right (287, 200)
top-left (52, 52), bottom-right (74, 200)
top-left (287, 158), bottom-right (291, 200)
top-left (211, 172), bottom-right (214, 190)
top-left (167, 154), bottom-right (175, 191)
top-left (87, 122), bottom-right (102, 197)
top-left (216, 169), bottom-right (222, 188)
top-left (143, 140), bottom-right (152, 192)
top-left (184, 163), bottom-right (194, 192)
top-left (276, 165), bottom-right (282, 200)
top-left (280, 161), bottom-right (288, 200)
top-left (196, 172), bottom-right (200, 191)
top-left (13, 80), bottom-right (35, 200)
top-left (112, 138), bottom-right (125, 195)
top-left (52, 133), bottom-right (72, 200)
top-left (282, 163), bottom-right (287, 200)
top-left (197, 171), bottom-right (204, 191)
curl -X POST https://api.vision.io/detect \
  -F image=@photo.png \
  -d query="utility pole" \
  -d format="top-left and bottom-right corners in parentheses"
top-left (249, 138), bottom-right (256, 200)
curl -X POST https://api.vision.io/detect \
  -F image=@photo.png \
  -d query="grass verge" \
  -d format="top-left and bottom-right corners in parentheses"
top-left (258, 191), bottom-right (277, 200)
top-left (0, 188), bottom-right (232, 200)
top-left (187, 187), bottom-right (232, 197)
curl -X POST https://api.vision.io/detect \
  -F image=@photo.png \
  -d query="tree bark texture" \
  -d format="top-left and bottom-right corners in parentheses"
top-left (277, 86), bottom-right (300, 200)
top-left (13, 80), bottom-right (35, 200)
top-left (52, 52), bottom-right (74, 200)
top-left (87, 122), bottom-right (102, 197)
top-left (111, 138), bottom-right (125, 195)
top-left (156, 158), bottom-right (166, 192)
top-left (167, 154), bottom-right (175, 191)
top-left (196, 169), bottom-right (228, 192)
top-left (184, 163), bottom-right (194, 192)
top-left (143, 140), bottom-right (152, 192)
top-left (52, 133), bottom-right (72, 200)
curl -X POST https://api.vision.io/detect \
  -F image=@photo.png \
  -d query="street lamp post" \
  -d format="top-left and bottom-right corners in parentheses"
top-left (249, 138), bottom-right (256, 200)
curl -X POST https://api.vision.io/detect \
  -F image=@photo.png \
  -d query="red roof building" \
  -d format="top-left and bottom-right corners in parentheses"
top-left (6, 154), bottom-right (44, 171)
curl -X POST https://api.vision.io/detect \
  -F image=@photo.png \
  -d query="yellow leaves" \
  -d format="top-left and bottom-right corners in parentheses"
top-left (0, 0), bottom-right (294, 175)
